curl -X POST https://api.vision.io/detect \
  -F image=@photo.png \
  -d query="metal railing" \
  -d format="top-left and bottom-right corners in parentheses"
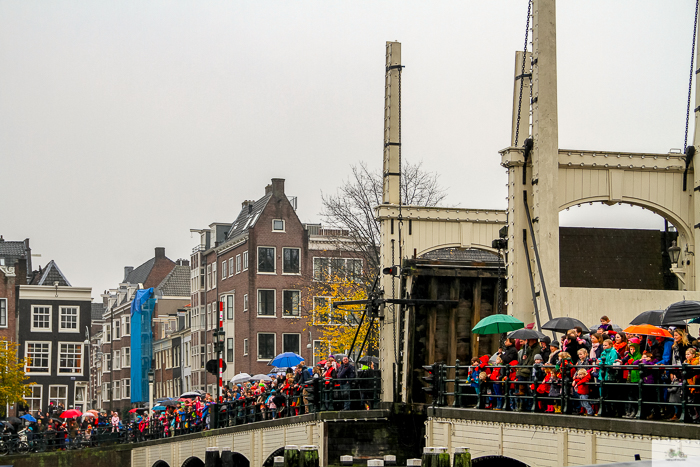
top-left (425, 361), bottom-right (700, 423)
top-left (1, 376), bottom-right (381, 455)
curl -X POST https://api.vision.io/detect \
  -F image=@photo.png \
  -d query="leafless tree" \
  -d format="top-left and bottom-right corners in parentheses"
top-left (320, 160), bottom-right (448, 286)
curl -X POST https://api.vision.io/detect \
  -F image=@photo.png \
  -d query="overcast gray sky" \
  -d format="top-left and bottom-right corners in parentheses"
top-left (0, 1), bottom-right (695, 299)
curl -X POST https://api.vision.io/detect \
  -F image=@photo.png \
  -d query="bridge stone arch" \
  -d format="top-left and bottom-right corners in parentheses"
top-left (473, 456), bottom-right (530, 467)
top-left (232, 451), bottom-right (251, 467)
top-left (181, 456), bottom-right (204, 467)
top-left (153, 461), bottom-right (171, 467)
top-left (262, 447), bottom-right (285, 467)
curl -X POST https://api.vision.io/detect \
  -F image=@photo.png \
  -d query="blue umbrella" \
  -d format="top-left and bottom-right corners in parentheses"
top-left (20, 414), bottom-right (36, 422)
top-left (269, 352), bottom-right (304, 368)
top-left (152, 406), bottom-right (166, 411)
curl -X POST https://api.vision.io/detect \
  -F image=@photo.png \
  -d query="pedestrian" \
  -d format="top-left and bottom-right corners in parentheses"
top-left (337, 356), bottom-right (356, 410)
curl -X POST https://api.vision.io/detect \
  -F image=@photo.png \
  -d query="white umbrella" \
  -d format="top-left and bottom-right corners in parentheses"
top-left (179, 390), bottom-right (204, 399)
top-left (250, 374), bottom-right (273, 382)
top-left (231, 373), bottom-right (252, 384)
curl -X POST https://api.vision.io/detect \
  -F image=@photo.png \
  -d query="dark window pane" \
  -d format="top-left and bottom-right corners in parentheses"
top-left (226, 338), bottom-right (234, 362)
top-left (258, 334), bottom-right (275, 359)
top-left (258, 290), bottom-right (275, 316)
top-left (258, 247), bottom-right (275, 273)
top-left (313, 258), bottom-right (329, 281)
top-left (283, 248), bottom-right (300, 274)
top-left (283, 334), bottom-right (300, 354)
top-left (330, 258), bottom-right (346, 280)
top-left (283, 291), bottom-right (300, 317)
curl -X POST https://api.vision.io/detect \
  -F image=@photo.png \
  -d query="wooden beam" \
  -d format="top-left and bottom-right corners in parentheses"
top-left (471, 278), bottom-right (482, 358)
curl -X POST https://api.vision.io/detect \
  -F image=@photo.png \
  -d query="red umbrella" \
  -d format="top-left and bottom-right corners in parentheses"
top-left (60, 409), bottom-right (82, 418)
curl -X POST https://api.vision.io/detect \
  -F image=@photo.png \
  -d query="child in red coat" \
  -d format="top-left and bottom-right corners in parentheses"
top-left (572, 368), bottom-right (594, 415)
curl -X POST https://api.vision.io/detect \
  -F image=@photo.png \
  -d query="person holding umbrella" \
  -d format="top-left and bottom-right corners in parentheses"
top-left (516, 338), bottom-right (538, 411)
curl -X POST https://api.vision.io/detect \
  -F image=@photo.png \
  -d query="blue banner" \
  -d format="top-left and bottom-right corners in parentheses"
top-left (130, 288), bottom-right (154, 404)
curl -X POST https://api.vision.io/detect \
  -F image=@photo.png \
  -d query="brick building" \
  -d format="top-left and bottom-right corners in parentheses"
top-left (99, 247), bottom-right (185, 413)
top-left (0, 237), bottom-right (31, 343)
top-left (190, 178), bottom-right (363, 393)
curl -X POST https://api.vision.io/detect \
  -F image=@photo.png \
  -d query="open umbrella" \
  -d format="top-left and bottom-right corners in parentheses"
top-left (81, 413), bottom-right (95, 419)
top-left (230, 373), bottom-right (252, 384)
top-left (472, 315), bottom-right (524, 335)
top-left (269, 352), bottom-right (304, 368)
top-left (358, 356), bottom-right (380, 365)
top-left (20, 414), bottom-right (36, 423)
top-left (128, 408), bottom-right (147, 413)
top-left (251, 374), bottom-right (273, 382)
top-left (623, 324), bottom-right (672, 338)
top-left (179, 390), bottom-right (204, 399)
top-left (59, 409), bottom-right (82, 418)
top-left (662, 300), bottom-right (700, 324)
top-left (152, 406), bottom-right (167, 412)
top-left (332, 354), bottom-right (353, 362)
top-left (588, 323), bottom-right (623, 333)
top-left (161, 400), bottom-right (180, 407)
top-left (541, 317), bottom-right (588, 333)
top-left (507, 328), bottom-right (546, 340)
top-left (631, 310), bottom-right (686, 327)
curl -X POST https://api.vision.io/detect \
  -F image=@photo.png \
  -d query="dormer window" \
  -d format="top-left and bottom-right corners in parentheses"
top-left (272, 219), bottom-right (285, 232)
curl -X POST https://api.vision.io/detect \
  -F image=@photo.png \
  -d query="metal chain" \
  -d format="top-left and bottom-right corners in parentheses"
top-left (514, 0), bottom-right (532, 147)
top-left (685, 0), bottom-right (699, 152)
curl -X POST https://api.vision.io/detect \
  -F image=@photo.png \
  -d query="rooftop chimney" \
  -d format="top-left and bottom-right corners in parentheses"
top-left (155, 247), bottom-right (165, 259)
top-left (271, 178), bottom-right (285, 196)
top-left (124, 266), bottom-right (134, 281)
top-left (265, 184), bottom-right (273, 195)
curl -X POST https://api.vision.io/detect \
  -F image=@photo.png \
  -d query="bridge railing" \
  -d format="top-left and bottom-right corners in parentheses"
top-left (0, 375), bottom-right (382, 455)
top-left (426, 361), bottom-right (700, 422)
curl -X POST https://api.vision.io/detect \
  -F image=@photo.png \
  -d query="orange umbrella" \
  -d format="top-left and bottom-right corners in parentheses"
top-left (624, 324), bottom-right (672, 338)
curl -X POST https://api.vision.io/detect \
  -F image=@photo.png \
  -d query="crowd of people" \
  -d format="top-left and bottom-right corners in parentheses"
top-left (4, 355), bottom-right (380, 452)
top-left (464, 316), bottom-right (700, 421)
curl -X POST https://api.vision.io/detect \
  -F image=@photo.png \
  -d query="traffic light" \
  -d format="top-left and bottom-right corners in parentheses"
top-left (382, 265), bottom-right (399, 276)
top-left (422, 364), bottom-right (438, 397)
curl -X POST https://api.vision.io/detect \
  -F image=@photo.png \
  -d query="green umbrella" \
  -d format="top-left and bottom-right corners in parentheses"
top-left (472, 314), bottom-right (524, 335)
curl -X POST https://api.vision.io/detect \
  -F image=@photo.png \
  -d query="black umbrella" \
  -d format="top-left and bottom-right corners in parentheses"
top-left (630, 310), bottom-right (686, 327)
top-left (541, 317), bottom-right (588, 333)
top-left (358, 356), bottom-right (379, 365)
top-left (662, 300), bottom-right (700, 324)
top-left (162, 400), bottom-right (180, 407)
top-left (508, 328), bottom-right (546, 340)
top-left (6, 417), bottom-right (22, 425)
top-left (588, 323), bottom-right (623, 333)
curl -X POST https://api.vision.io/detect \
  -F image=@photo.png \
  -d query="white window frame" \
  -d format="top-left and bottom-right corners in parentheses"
top-left (26, 385), bottom-right (42, 412)
top-left (226, 294), bottom-right (234, 320)
top-left (122, 347), bottom-right (131, 368)
top-left (58, 306), bottom-right (79, 333)
top-left (226, 338), bottom-right (234, 362)
top-left (282, 247), bottom-right (301, 275)
top-left (206, 264), bottom-right (212, 290)
top-left (257, 246), bottom-right (276, 274)
top-left (229, 257), bottom-right (234, 277)
top-left (122, 315), bottom-right (130, 336)
top-left (212, 262), bottom-right (217, 288)
top-left (104, 323), bottom-right (111, 343)
top-left (257, 289), bottom-right (276, 317)
top-left (243, 251), bottom-right (249, 271)
top-left (257, 333), bottom-right (276, 361)
top-left (113, 318), bottom-right (120, 339)
top-left (102, 382), bottom-right (110, 402)
top-left (58, 342), bottom-right (83, 375)
top-left (113, 380), bottom-right (121, 400)
top-left (272, 219), bottom-right (286, 232)
top-left (25, 341), bottom-right (51, 375)
top-left (221, 260), bottom-right (227, 280)
top-left (243, 338), bottom-right (249, 356)
top-left (48, 385), bottom-right (68, 408)
top-left (282, 289), bottom-right (300, 318)
top-left (31, 305), bottom-right (52, 332)
top-left (122, 378), bottom-right (131, 399)
top-left (313, 296), bottom-right (332, 325)
top-left (282, 333), bottom-right (301, 355)
top-left (313, 340), bottom-right (328, 366)
top-left (114, 349), bottom-right (121, 370)
top-left (236, 255), bottom-right (241, 274)
top-left (243, 294), bottom-right (248, 312)
top-left (0, 298), bottom-right (7, 328)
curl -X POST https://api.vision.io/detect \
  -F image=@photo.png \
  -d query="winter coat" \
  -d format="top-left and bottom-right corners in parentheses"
top-left (597, 347), bottom-right (619, 382)
top-left (632, 357), bottom-right (659, 384)
top-left (573, 372), bottom-right (592, 396)
top-left (501, 346), bottom-right (518, 368)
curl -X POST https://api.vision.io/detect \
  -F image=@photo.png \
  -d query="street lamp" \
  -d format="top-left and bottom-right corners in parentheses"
top-left (669, 240), bottom-right (681, 266)
top-left (147, 369), bottom-right (155, 418)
